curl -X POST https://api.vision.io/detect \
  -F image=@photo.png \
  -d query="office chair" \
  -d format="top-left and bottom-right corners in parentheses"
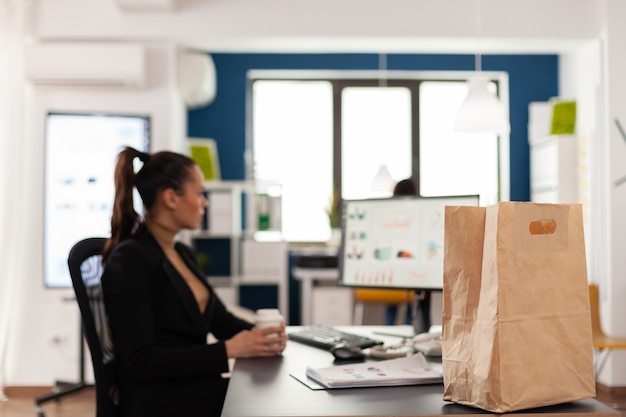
top-left (352, 289), bottom-right (415, 325)
top-left (35, 237), bottom-right (119, 417)
top-left (589, 283), bottom-right (626, 376)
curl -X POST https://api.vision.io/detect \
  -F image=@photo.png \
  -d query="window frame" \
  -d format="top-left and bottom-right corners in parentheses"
top-left (247, 70), bottom-right (510, 240)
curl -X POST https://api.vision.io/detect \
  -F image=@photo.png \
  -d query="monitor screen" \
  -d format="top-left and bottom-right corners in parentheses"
top-left (44, 112), bottom-right (150, 288)
top-left (338, 195), bottom-right (479, 291)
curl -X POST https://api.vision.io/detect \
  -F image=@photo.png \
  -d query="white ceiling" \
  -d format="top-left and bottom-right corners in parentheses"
top-left (33, 0), bottom-right (603, 55)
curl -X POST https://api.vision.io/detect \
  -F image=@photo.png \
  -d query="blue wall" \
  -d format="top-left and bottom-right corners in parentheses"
top-left (187, 53), bottom-right (559, 319)
top-left (188, 53), bottom-right (559, 202)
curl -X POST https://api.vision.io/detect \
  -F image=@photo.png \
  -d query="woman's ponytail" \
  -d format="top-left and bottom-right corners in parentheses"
top-left (102, 146), bottom-right (196, 262)
top-left (102, 147), bottom-right (144, 262)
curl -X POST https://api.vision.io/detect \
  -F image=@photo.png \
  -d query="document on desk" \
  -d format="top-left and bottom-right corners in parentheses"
top-left (305, 353), bottom-right (442, 389)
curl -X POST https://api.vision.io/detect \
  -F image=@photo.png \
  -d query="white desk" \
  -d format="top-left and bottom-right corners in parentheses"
top-left (291, 267), bottom-right (339, 325)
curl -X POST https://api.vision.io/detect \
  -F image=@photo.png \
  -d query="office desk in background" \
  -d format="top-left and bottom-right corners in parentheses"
top-left (221, 326), bottom-right (618, 417)
top-left (291, 267), bottom-right (341, 325)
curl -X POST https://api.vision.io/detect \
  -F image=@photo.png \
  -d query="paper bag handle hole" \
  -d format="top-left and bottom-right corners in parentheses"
top-left (529, 219), bottom-right (557, 235)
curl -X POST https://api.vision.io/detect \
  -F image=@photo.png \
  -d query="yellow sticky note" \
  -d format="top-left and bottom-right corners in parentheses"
top-left (190, 142), bottom-right (220, 180)
top-left (551, 101), bottom-right (576, 135)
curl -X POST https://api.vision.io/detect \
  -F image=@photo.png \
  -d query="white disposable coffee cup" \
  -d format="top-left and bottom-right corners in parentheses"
top-left (255, 308), bottom-right (284, 342)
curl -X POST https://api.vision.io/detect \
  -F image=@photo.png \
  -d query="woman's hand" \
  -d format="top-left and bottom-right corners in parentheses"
top-left (225, 322), bottom-right (287, 358)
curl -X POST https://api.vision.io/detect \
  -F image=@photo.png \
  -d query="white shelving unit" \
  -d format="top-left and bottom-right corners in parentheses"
top-left (186, 180), bottom-right (288, 317)
top-left (529, 135), bottom-right (578, 203)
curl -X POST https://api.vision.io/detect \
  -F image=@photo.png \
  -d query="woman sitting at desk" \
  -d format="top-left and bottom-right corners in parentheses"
top-left (102, 147), bottom-right (287, 417)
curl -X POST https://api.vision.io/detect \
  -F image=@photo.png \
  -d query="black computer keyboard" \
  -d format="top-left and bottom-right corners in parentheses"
top-left (288, 325), bottom-right (384, 350)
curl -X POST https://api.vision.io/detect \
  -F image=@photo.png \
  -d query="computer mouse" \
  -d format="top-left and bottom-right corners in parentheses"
top-left (330, 343), bottom-right (365, 363)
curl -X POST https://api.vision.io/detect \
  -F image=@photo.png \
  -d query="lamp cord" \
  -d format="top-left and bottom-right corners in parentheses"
top-left (378, 52), bottom-right (388, 88)
top-left (474, 0), bottom-right (482, 72)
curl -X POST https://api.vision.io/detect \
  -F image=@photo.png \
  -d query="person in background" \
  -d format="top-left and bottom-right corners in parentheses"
top-left (101, 147), bottom-right (287, 417)
top-left (387, 178), bottom-right (431, 334)
top-left (392, 178), bottom-right (416, 197)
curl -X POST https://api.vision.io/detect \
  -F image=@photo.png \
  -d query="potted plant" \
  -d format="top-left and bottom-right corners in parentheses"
top-left (326, 187), bottom-right (342, 229)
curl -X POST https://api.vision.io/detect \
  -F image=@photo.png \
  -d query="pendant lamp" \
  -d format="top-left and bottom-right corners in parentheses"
top-left (369, 57), bottom-right (395, 197)
top-left (454, 0), bottom-right (510, 135)
top-left (455, 75), bottom-right (509, 134)
top-left (370, 164), bottom-right (395, 197)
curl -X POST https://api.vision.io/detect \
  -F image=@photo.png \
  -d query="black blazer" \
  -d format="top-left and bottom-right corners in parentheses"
top-left (102, 226), bottom-right (253, 417)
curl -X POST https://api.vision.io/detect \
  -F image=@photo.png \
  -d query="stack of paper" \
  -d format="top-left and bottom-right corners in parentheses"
top-left (528, 101), bottom-right (552, 144)
top-left (241, 240), bottom-right (287, 283)
top-left (305, 353), bottom-right (442, 389)
top-left (206, 190), bottom-right (238, 235)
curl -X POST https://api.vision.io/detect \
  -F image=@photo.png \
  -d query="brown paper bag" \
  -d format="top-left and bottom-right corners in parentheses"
top-left (442, 202), bottom-right (595, 413)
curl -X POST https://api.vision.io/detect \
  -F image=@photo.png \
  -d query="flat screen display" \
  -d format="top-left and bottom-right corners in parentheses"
top-left (44, 112), bottom-right (150, 288)
top-left (338, 195), bottom-right (479, 291)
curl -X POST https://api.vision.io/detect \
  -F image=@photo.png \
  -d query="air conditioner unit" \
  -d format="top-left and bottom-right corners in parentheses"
top-left (24, 42), bottom-right (146, 89)
top-left (178, 51), bottom-right (217, 108)
top-left (114, 0), bottom-right (177, 11)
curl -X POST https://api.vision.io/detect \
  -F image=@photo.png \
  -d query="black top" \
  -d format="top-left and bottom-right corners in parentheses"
top-left (102, 225), bottom-right (253, 417)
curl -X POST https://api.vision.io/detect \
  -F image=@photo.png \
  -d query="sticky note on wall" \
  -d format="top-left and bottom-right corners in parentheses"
top-left (189, 138), bottom-right (221, 180)
top-left (550, 101), bottom-right (577, 135)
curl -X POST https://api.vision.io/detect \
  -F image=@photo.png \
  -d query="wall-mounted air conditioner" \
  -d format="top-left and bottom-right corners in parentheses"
top-left (178, 51), bottom-right (217, 108)
top-left (114, 0), bottom-right (177, 11)
top-left (24, 42), bottom-right (146, 89)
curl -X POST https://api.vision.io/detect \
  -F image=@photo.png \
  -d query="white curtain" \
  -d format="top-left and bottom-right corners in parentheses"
top-left (0, 0), bottom-right (31, 401)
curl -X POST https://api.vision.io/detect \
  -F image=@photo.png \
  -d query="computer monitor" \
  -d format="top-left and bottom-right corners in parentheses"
top-left (44, 111), bottom-right (151, 288)
top-left (338, 195), bottom-right (479, 335)
top-left (338, 195), bottom-right (479, 291)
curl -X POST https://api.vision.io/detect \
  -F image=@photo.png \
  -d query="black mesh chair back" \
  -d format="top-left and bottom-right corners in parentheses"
top-left (68, 237), bottom-right (119, 417)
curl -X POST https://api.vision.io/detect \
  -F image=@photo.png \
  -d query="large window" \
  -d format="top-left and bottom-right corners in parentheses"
top-left (419, 81), bottom-right (500, 203)
top-left (341, 86), bottom-right (412, 200)
top-left (250, 71), bottom-right (508, 242)
top-left (252, 81), bottom-right (333, 242)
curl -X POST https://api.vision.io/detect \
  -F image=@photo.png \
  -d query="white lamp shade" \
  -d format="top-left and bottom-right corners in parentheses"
top-left (455, 76), bottom-right (510, 135)
top-left (370, 164), bottom-right (395, 197)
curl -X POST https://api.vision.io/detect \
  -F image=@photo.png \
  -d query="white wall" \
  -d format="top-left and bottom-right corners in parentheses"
top-left (7, 0), bottom-right (626, 387)
top-left (554, 0), bottom-right (626, 387)
top-left (599, 0), bottom-right (626, 386)
top-left (559, 41), bottom-right (602, 286)
top-left (6, 42), bottom-right (186, 385)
